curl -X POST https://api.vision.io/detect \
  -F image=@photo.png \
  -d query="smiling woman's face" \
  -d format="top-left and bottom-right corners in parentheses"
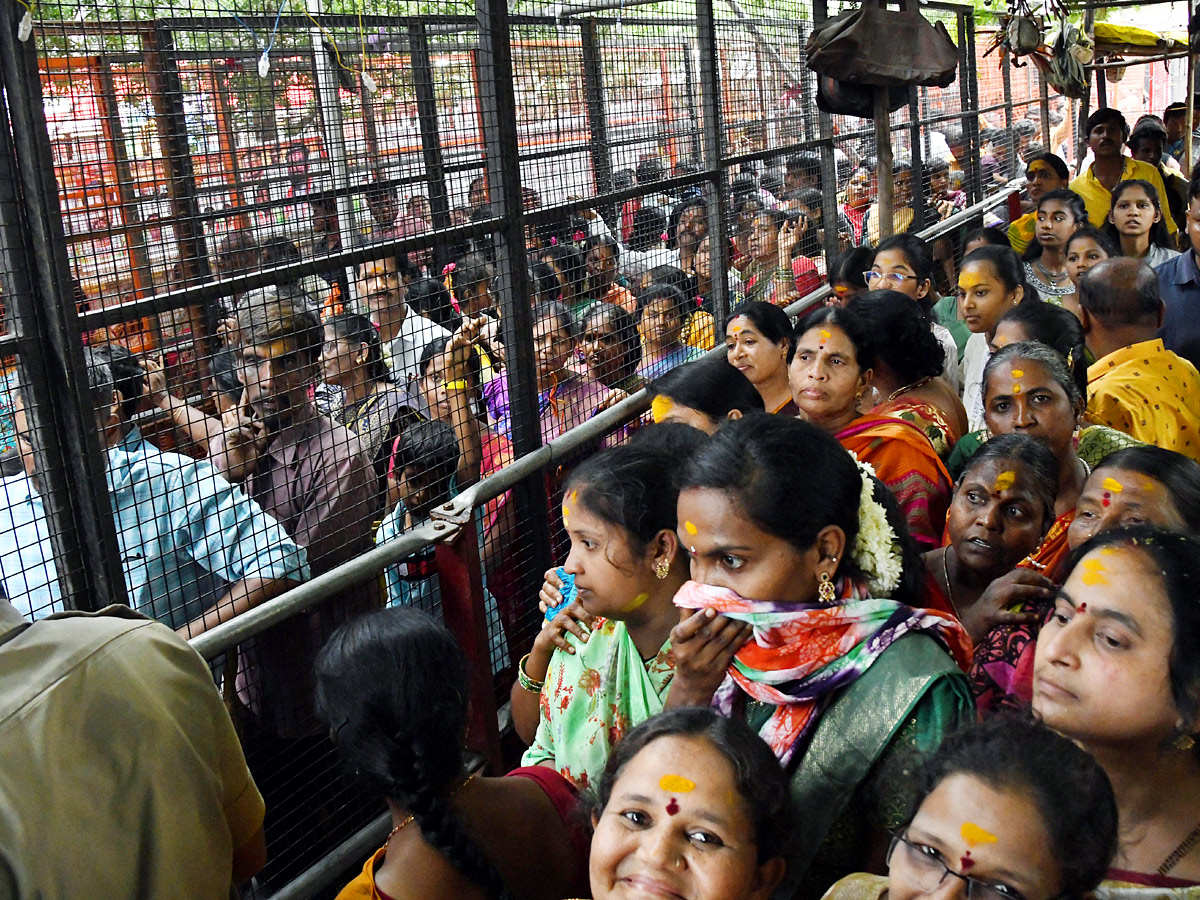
top-left (590, 734), bottom-right (783, 900)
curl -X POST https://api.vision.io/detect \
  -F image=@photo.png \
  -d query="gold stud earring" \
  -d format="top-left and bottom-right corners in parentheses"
top-left (654, 558), bottom-right (670, 580)
top-left (1175, 732), bottom-right (1196, 751)
top-left (818, 571), bottom-right (836, 603)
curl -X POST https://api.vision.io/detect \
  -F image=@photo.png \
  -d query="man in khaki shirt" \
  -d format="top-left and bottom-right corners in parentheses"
top-left (0, 601), bottom-right (265, 899)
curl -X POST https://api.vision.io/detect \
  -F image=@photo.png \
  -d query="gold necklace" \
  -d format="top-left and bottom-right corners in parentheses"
top-left (886, 375), bottom-right (934, 404)
top-left (385, 771), bottom-right (478, 851)
top-left (384, 815), bottom-right (415, 850)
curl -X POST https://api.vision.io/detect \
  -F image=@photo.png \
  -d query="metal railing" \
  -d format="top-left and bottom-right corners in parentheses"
top-left (181, 176), bottom-right (1021, 900)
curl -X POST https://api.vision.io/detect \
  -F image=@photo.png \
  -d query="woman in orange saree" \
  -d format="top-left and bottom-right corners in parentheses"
top-left (790, 306), bottom-right (951, 549)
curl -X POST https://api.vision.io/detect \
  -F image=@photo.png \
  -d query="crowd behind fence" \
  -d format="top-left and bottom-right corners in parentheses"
top-left (0, 0), bottom-right (1177, 894)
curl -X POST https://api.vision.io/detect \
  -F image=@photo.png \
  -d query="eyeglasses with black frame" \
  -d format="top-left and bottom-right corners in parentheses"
top-left (887, 831), bottom-right (1032, 900)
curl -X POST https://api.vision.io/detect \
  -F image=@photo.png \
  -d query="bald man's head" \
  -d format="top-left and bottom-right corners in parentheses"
top-left (1077, 257), bottom-right (1162, 327)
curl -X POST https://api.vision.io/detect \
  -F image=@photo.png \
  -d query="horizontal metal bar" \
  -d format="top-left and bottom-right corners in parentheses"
top-left (189, 181), bottom-right (1018, 662)
top-left (915, 177), bottom-right (1024, 239)
top-left (189, 518), bottom-right (454, 659)
top-left (1088, 51), bottom-right (1189, 69)
top-left (189, 388), bottom-right (650, 662)
top-left (265, 813), bottom-right (391, 900)
top-left (77, 219), bottom-right (502, 328)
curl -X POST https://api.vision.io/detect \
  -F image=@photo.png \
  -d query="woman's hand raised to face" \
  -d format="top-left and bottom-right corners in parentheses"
top-left (961, 567), bottom-right (1052, 643)
top-left (442, 314), bottom-right (488, 381)
top-left (666, 607), bottom-right (752, 709)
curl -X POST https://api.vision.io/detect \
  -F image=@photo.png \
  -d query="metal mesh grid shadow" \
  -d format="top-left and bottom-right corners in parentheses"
top-left (0, 0), bottom-right (1054, 894)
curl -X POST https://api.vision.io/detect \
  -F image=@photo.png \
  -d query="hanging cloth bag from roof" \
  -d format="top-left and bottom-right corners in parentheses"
top-left (815, 77), bottom-right (909, 117)
top-left (805, 0), bottom-right (959, 88)
top-left (1045, 21), bottom-right (1088, 99)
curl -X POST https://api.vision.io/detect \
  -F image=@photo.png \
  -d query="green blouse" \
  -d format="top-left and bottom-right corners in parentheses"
top-left (748, 633), bottom-right (974, 900)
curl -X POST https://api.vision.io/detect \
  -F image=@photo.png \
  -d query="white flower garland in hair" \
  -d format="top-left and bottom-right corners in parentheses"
top-left (851, 459), bottom-right (904, 597)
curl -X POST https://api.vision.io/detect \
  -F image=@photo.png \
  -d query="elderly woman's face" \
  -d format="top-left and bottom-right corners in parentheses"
top-left (788, 324), bottom-right (869, 429)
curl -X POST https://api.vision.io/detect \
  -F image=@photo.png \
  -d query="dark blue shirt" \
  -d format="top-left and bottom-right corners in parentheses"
top-left (1156, 249), bottom-right (1200, 372)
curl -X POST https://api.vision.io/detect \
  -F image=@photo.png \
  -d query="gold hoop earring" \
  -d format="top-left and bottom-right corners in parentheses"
top-left (818, 571), bottom-right (836, 604)
top-left (1175, 732), bottom-right (1196, 752)
top-left (654, 558), bottom-right (671, 580)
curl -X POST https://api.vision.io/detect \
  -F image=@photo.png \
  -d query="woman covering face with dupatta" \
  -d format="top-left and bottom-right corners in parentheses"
top-left (666, 414), bottom-right (973, 900)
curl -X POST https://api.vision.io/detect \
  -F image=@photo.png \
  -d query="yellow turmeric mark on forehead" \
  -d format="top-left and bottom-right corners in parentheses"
top-left (958, 272), bottom-right (985, 291)
top-left (1011, 369), bottom-right (1024, 378)
top-left (961, 822), bottom-right (998, 847)
top-left (1102, 477), bottom-right (1124, 493)
top-left (659, 774), bottom-right (696, 793)
top-left (819, 329), bottom-right (832, 341)
top-left (1081, 558), bottom-right (1109, 586)
top-left (1012, 384), bottom-right (1022, 395)
top-left (993, 470), bottom-right (1016, 492)
top-left (684, 520), bottom-right (698, 536)
top-left (651, 395), bottom-right (674, 423)
top-left (1027, 161), bottom-right (1050, 176)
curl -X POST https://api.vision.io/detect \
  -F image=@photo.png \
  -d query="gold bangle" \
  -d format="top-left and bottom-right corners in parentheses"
top-left (444, 379), bottom-right (470, 391)
top-left (517, 653), bottom-right (545, 693)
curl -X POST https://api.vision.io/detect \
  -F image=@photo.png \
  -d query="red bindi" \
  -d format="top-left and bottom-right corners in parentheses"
top-left (1077, 602), bottom-right (1087, 614)
top-left (960, 852), bottom-right (975, 871)
top-left (1102, 492), bottom-right (1111, 507)
top-left (666, 798), bottom-right (680, 816)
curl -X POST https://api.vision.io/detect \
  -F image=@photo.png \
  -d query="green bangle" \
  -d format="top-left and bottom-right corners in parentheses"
top-left (517, 653), bottom-right (545, 693)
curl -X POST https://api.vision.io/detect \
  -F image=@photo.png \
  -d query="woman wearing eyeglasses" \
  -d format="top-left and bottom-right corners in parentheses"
top-left (867, 235), bottom-right (962, 394)
top-left (819, 717), bottom-right (1118, 900)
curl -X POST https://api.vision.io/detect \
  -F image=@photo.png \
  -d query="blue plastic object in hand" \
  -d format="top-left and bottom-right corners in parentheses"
top-left (544, 567), bottom-right (576, 621)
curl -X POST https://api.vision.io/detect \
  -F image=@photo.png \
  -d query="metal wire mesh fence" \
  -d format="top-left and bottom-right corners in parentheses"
top-left (0, 0), bottom-right (1085, 893)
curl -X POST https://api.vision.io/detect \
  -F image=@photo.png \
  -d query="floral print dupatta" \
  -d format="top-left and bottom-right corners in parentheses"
top-left (521, 617), bottom-right (674, 791)
top-left (674, 580), bottom-right (970, 767)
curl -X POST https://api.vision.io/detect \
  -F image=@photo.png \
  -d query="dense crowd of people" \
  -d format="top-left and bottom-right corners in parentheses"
top-left (3, 97), bottom-right (1200, 900)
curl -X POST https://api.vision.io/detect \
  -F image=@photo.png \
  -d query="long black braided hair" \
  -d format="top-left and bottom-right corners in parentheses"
top-left (314, 607), bottom-right (512, 900)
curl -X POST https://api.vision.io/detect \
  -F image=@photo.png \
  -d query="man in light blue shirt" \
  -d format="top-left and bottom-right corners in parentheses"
top-left (0, 347), bottom-right (308, 637)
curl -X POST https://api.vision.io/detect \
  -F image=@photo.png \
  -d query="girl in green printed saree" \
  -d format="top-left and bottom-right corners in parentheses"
top-left (666, 414), bottom-right (975, 900)
top-left (513, 437), bottom-right (704, 792)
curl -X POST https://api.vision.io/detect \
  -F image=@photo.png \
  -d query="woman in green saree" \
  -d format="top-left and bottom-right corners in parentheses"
top-left (513, 436), bottom-right (704, 792)
top-left (666, 414), bottom-right (975, 900)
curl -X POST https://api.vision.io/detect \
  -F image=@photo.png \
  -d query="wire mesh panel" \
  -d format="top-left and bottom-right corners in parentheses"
top-left (1, 0), bottom-right (1114, 893)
